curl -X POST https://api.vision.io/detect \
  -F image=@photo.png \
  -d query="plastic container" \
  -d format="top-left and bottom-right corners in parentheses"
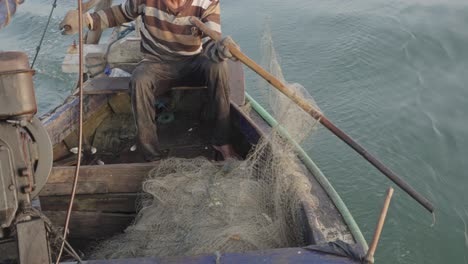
top-left (104, 67), bottom-right (132, 77)
top-left (0, 52), bottom-right (37, 120)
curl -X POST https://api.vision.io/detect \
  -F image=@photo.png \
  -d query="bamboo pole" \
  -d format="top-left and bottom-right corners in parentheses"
top-left (189, 17), bottom-right (434, 213)
top-left (365, 187), bottom-right (394, 263)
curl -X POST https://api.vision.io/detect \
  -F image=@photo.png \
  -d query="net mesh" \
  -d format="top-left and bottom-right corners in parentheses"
top-left (90, 27), bottom-right (322, 260)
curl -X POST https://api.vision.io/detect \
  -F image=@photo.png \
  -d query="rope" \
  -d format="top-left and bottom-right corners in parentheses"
top-left (55, 0), bottom-right (85, 261)
top-left (30, 0), bottom-right (58, 68)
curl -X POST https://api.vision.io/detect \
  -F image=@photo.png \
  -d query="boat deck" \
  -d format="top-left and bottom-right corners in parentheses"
top-left (92, 110), bottom-right (219, 164)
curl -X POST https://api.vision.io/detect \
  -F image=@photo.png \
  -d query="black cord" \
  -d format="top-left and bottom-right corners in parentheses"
top-left (30, 0), bottom-right (58, 68)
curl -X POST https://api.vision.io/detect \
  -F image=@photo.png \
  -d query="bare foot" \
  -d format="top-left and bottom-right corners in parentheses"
top-left (213, 144), bottom-right (241, 160)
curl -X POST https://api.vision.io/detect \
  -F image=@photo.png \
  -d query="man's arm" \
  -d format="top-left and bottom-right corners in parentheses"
top-left (201, 1), bottom-right (238, 63)
top-left (201, 1), bottom-right (222, 45)
top-left (60, 0), bottom-right (143, 35)
top-left (201, 1), bottom-right (227, 63)
top-left (89, 0), bottom-right (143, 31)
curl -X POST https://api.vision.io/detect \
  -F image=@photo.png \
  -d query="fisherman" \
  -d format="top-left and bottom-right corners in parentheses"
top-left (59, 0), bottom-right (239, 161)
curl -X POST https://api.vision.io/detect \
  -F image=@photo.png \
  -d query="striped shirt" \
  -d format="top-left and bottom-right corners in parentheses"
top-left (89, 0), bottom-right (221, 61)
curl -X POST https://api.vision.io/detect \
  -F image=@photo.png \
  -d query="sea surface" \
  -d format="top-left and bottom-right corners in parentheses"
top-left (1, 0), bottom-right (467, 263)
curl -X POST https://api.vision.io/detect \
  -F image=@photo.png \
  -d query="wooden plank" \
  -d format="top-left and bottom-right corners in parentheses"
top-left (41, 94), bottom-right (109, 145)
top-left (40, 163), bottom-right (157, 196)
top-left (42, 211), bottom-right (134, 239)
top-left (62, 44), bottom-right (107, 73)
top-left (108, 93), bottom-right (132, 114)
top-left (16, 219), bottom-right (51, 264)
top-left (84, 77), bottom-right (129, 95)
top-left (82, 59), bottom-right (245, 99)
top-left (40, 182), bottom-right (108, 196)
top-left (82, 247), bottom-right (358, 264)
top-left (83, 76), bottom-right (208, 95)
top-left (40, 193), bottom-right (137, 213)
top-left (52, 141), bottom-right (70, 162)
top-left (60, 103), bottom-right (111, 149)
top-left (0, 241), bottom-right (17, 262)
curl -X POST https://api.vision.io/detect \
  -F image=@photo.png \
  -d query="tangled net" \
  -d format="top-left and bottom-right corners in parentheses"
top-left (91, 26), bottom-right (322, 260)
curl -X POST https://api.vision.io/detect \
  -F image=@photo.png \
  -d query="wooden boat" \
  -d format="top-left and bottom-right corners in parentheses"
top-left (0, 7), bottom-right (370, 260)
top-left (24, 24), bottom-right (370, 262)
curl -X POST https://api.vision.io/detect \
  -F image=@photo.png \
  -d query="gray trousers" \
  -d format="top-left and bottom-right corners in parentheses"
top-left (130, 54), bottom-right (231, 160)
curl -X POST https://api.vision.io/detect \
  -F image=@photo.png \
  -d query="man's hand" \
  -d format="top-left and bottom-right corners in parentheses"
top-left (59, 10), bottom-right (89, 35)
top-left (206, 36), bottom-right (240, 63)
top-left (217, 36), bottom-right (239, 60)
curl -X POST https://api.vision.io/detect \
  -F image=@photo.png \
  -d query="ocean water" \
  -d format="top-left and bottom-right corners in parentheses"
top-left (1, 0), bottom-right (467, 263)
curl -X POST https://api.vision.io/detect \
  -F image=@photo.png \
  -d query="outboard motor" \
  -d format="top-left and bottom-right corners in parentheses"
top-left (0, 51), bottom-right (53, 263)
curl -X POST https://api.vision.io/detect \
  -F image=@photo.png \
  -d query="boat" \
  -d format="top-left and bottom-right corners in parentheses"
top-left (31, 20), bottom-right (369, 263)
top-left (0, 5), bottom-right (368, 263)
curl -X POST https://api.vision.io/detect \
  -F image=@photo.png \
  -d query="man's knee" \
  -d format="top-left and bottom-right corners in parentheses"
top-left (130, 66), bottom-right (154, 93)
top-left (206, 60), bottom-right (228, 78)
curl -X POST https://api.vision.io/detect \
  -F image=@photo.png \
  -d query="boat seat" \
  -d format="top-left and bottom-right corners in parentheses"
top-left (83, 60), bottom-right (246, 106)
top-left (83, 76), bottom-right (207, 95)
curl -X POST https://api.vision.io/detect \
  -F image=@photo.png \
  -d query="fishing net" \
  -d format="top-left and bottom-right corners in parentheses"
top-left (90, 27), bottom-right (323, 260)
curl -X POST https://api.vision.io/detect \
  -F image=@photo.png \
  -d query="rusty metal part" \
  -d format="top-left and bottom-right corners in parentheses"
top-left (55, 0), bottom-right (86, 262)
top-left (0, 69), bottom-right (36, 76)
top-left (0, 52), bottom-right (37, 120)
top-left (24, 117), bottom-right (53, 198)
top-left (0, 116), bottom-right (53, 230)
top-left (190, 16), bottom-right (434, 213)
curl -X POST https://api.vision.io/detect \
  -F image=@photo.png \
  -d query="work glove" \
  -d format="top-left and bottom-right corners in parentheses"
top-left (59, 10), bottom-right (91, 35)
top-left (205, 36), bottom-right (239, 63)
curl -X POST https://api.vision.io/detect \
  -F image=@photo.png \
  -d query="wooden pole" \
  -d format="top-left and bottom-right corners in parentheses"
top-left (365, 187), bottom-right (394, 263)
top-left (189, 17), bottom-right (434, 213)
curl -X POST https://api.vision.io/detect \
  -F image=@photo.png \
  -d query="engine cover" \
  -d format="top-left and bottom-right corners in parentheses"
top-left (0, 117), bottom-right (52, 230)
top-left (0, 52), bottom-right (37, 120)
top-left (0, 138), bottom-right (17, 229)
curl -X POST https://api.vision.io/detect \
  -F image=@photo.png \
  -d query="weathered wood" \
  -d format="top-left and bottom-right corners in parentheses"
top-left (82, 247), bottom-right (360, 264)
top-left (60, 103), bottom-right (111, 149)
top-left (62, 44), bottom-right (107, 73)
top-left (63, 39), bottom-right (143, 73)
top-left (108, 93), bottom-right (132, 114)
top-left (42, 94), bottom-right (109, 145)
top-left (92, 113), bottom-right (136, 155)
top-left (53, 154), bottom-right (78, 167)
top-left (84, 76), bottom-right (129, 95)
top-left (40, 163), bottom-right (157, 196)
top-left (0, 241), bottom-right (17, 262)
top-left (81, 60), bottom-right (246, 106)
top-left (40, 193), bottom-right (138, 213)
top-left (83, 76), bottom-right (208, 95)
top-left (53, 141), bottom-right (71, 162)
top-left (16, 219), bottom-right (51, 264)
top-left (42, 211), bottom-right (134, 239)
top-left (41, 182), bottom-right (108, 196)
top-left (365, 187), bottom-right (394, 264)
